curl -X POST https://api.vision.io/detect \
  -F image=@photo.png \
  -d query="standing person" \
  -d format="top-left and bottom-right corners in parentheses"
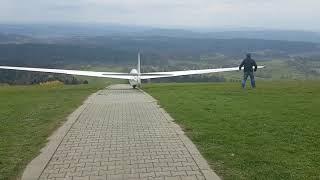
top-left (239, 53), bottom-right (258, 88)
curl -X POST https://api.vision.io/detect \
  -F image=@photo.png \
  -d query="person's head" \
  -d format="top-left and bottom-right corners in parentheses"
top-left (246, 53), bottom-right (251, 58)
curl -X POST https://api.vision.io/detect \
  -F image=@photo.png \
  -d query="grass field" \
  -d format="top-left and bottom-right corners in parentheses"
top-left (144, 81), bottom-right (320, 180)
top-left (0, 83), bottom-right (104, 180)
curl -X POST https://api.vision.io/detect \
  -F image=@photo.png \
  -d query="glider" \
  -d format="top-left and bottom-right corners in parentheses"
top-left (0, 53), bottom-right (264, 88)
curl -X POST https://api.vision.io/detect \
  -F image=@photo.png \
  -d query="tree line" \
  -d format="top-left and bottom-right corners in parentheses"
top-left (0, 70), bottom-right (87, 85)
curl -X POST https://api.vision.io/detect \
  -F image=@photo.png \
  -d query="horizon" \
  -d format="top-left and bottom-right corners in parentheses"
top-left (1, 0), bottom-right (320, 32)
top-left (0, 22), bottom-right (320, 34)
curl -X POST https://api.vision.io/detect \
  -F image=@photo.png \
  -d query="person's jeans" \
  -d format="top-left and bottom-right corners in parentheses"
top-left (242, 71), bottom-right (255, 88)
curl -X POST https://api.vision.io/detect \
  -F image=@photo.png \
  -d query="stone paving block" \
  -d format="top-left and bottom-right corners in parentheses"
top-left (186, 170), bottom-right (202, 176)
top-left (161, 167), bottom-right (177, 172)
top-left (56, 177), bottom-right (73, 180)
top-left (170, 171), bottom-right (187, 176)
top-left (48, 172), bottom-right (66, 178)
top-left (123, 173), bottom-right (140, 179)
top-left (164, 176), bottom-right (181, 180)
top-left (107, 174), bottom-right (123, 180)
top-left (73, 176), bottom-right (90, 180)
top-left (155, 171), bottom-right (171, 177)
top-left (179, 175), bottom-right (198, 180)
top-left (146, 167), bottom-right (162, 173)
top-left (89, 175), bottom-right (107, 180)
top-left (82, 170), bottom-right (99, 176)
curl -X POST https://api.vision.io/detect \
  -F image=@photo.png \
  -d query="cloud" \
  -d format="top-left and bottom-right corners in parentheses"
top-left (0, 0), bottom-right (320, 30)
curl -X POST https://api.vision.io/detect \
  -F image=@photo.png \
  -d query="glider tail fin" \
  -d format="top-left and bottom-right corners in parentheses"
top-left (138, 52), bottom-right (141, 75)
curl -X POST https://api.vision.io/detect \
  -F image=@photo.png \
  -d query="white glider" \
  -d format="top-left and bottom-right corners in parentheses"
top-left (0, 53), bottom-right (264, 88)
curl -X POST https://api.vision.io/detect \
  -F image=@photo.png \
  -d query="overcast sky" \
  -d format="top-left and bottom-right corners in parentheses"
top-left (1, 0), bottom-right (320, 31)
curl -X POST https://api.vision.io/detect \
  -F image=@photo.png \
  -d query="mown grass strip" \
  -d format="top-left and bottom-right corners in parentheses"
top-left (0, 84), bottom-right (104, 180)
top-left (144, 81), bottom-right (320, 180)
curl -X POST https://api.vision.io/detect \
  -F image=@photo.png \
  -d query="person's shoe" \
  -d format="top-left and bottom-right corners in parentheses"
top-left (242, 81), bottom-right (246, 88)
top-left (251, 81), bottom-right (256, 88)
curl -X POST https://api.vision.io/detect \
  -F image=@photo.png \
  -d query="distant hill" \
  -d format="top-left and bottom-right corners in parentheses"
top-left (0, 24), bottom-right (148, 37)
top-left (0, 24), bottom-right (319, 43)
top-left (0, 37), bottom-right (318, 67)
top-left (0, 33), bottom-right (34, 44)
top-left (206, 30), bottom-right (320, 43)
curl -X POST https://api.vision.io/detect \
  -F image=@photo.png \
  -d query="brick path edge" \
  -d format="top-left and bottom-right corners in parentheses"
top-left (21, 91), bottom-right (101, 180)
top-left (138, 88), bottom-right (221, 180)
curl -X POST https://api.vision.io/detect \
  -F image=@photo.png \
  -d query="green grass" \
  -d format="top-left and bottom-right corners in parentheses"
top-left (144, 81), bottom-right (320, 180)
top-left (0, 83), bottom-right (104, 180)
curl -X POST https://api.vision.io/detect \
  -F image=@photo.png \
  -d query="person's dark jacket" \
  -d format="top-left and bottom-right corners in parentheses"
top-left (239, 58), bottom-right (257, 72)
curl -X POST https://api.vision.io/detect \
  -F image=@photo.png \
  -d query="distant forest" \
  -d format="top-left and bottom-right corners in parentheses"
top-left (0, 37), bottom-right (319, 67)
top-left (0, 70), bottom-right (88, 85)
top-left (0, 35), bottom-right (319, 85)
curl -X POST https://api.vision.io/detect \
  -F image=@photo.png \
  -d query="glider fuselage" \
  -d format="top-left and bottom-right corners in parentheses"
top-left (129, 69), bottom-right (141, 88)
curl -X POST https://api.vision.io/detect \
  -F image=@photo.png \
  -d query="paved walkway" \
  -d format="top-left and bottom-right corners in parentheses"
top-left (22, 84), bottom-right (220, 180)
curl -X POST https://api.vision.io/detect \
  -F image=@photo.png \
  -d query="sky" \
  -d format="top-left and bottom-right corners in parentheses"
top-left (1, 0), bottom-right (320, 31)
